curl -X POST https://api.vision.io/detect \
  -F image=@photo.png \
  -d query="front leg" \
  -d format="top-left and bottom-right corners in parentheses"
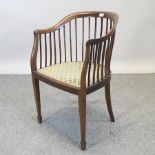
top-left (32, 76), bottom-right (42, 124)
top-left (78, 91), bottom-right (86, 150)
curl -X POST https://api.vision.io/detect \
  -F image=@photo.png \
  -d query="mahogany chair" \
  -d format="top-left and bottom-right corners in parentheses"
top-left (30, 11), bottom-right (119, 150)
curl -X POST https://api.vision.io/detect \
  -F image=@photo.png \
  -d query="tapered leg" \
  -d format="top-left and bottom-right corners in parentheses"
top-left (105, 82), bottom-right (115, 122)
top-left (78, 92), bottom-right (86, 150)
top-left (32, 77), bottom-right (42, 124)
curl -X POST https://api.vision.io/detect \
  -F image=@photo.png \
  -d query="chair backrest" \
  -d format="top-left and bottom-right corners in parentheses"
top-left (32, 11), bottom-right (118, 71)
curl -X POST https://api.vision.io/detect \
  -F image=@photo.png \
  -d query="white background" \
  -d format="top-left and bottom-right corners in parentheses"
top-left (0, 0), bottom-right (155, 74)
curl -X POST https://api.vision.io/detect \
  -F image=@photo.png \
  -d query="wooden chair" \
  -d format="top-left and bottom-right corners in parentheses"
top-left (30, 11), bottom-right (119, 150)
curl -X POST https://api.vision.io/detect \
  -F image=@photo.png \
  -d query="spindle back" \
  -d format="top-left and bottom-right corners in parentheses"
top-left (31, 11), bottom-right (118, 87)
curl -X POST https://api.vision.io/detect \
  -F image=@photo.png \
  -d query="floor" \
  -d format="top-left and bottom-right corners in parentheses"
top-left (0, 74), bottom-right (155, 155)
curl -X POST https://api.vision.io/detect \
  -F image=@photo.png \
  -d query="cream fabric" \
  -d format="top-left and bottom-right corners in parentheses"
top-left (38, 61), bottom-right (104, 87)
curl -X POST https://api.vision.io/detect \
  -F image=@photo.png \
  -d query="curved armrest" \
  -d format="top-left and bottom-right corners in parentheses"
top-left (34, 12), bottom-right (78, 34)
top-left (80, 17), bottom-right (118, 88)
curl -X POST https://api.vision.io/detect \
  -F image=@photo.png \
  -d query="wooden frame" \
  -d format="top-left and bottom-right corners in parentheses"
top-left (30, 11), bottom-right (119, 150)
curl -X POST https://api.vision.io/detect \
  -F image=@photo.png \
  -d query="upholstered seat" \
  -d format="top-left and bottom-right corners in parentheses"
top-left (37, 61), bottom-right (104, 87)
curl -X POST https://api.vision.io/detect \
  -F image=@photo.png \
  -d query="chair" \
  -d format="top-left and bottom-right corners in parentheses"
top-left (30, 11), bottom-right (119, 150)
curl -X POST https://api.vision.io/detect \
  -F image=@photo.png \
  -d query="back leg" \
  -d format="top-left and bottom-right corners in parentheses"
top-left (32, 77), bottom-right (42, 124)
top-left (105, 82), bottom-right (115, 122)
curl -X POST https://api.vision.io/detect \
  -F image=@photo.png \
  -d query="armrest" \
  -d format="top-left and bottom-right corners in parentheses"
top-left (33, 13), bottom-right (78, 34)
top-left (80, 27), bottom-right (117, 88)
top-left (30, 13), bottom-right (78, 71)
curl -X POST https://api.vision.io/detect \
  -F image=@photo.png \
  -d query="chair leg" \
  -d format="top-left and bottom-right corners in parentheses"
top-left (32, 77), bottom-right (42, 124)
top-left (78, 92), bottom-right (86, 150)
top-left (105, 82), bottom-right (115, 122)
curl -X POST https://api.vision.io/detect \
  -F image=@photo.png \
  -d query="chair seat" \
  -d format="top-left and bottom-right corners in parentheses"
top-left (37, 61), bottom-right (105, 87)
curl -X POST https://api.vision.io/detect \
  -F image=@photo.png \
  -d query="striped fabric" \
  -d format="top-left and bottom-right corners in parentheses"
top-left (38, 61), bottom-right (105, 87)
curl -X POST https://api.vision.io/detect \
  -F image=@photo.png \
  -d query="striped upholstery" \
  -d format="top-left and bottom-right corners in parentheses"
top-left (38, 61), bottom-right (105, 87)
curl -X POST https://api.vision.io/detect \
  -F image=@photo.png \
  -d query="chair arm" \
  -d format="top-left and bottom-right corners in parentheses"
top-left (30, 32), bottom-right (39, 71)
top-left (33, 13), bottom-right (77, 34)
top-left (80, 27), bottom-right (116, 88)
top-left (80, 43), bottom-right (91, 88)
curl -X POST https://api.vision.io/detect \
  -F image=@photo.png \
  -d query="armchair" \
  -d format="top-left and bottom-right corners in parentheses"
top-left (30, 11), bottom-right (119, 150)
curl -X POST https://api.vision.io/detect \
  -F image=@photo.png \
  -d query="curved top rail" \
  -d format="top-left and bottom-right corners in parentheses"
top-left (34, 11), bottom-right (119, 36)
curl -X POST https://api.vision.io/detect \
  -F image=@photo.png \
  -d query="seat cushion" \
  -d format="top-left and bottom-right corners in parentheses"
top-left (37, 61), bottom-right (104, 87)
